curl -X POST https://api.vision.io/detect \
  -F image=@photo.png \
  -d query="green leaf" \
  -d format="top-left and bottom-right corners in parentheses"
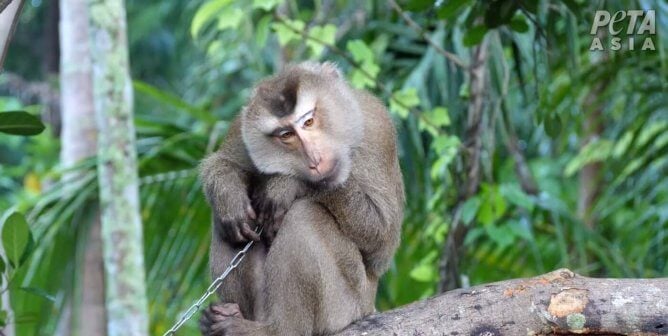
top-left (390, 88), bottom-right (420, 118)
top-left (349, 69), bottom-right (375, 89)
top-left (477, 185), bottom-right (507, 226)
top-left (0, 256), bottom-right (4, 273)
top-left (612, 130), bottom-right (633, 158)
top-left (499, 184), bottom-right (534, 211)
top-left (207, 40), bottom-right (223, 56)
top-left (463, 25), bottom-right (488, 47)
top-left (437, 0), bottom-right (470, 19)
top-left (509, 14), bottom-right (529, 33)
top-left (216, 7), bottom-right (244, 31)
top-left (306, 24), bottom-right (337, 57)
top-left (461, 196), bottom-right (481, 225)
top-left (506, 220), bottom-right (533, 241)
top-left (484, 0), bottom-right (518, 28)
top-left (0, 111), bottom-right (45, 136)
top-left (408, 251), bottom-right (439, 283)
top-left (191, 0), bottom-right (234, 37)
top-left (347, 39), bottom-right (374, 62)
top-left (464, 227), bottom-right (485, 245)
top-left (406, 0), bottom-right (435, 11)
top-left (484, 224), bottom-right (515, 248)
top-left (2, 212), bottom-right (30, 268)
top-left (564, 139), bottom-right (613, 176)
top-left (430, 135), bottom-right (460, 179)
top-left (518, 0), bottom-right (537, 13)
top-left (346, 39), bottom-right (379, 88)
top-left (252, 0), bottom-right (282, 11)
top-left (20, 287), bottom-right (56, 302)
top-left (255, 15), bottom-right (272, 47)
top-left (420, 106), bottom-right (450, 135)
top-left (272, 19), bottom-right (305, 46)
top-left (133, 81), bottom-right (214, 123)
top-left (543, 113), bottom-right (562, 138)
top-left (636, 120), bottom-right (667, 148)
top-left (409, 263), bottom-right (437, 282)
top-left (19, 231), bottom-right (35, 266)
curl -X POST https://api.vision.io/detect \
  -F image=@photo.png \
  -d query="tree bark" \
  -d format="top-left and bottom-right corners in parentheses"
top-left (337, 269), bottom-right (668, 336)
top-left (43, 0), bottom-right (59, 75)
top-left (58, 0), bottom-right (106, 334)
top-left (88, 0), bottom-right (150, 334)
top-left (0, 0), bottom-right (22, 70)
top-left (439, 39), bottom-right (489, 292)
top-left (578, 82), bottom-right (606, 229)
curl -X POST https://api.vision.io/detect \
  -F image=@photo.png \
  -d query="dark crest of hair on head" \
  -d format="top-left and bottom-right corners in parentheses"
top-left (257, 72), bottom-right (300, 118)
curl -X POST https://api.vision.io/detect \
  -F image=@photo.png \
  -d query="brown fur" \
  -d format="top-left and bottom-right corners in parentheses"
top-left (199, 62), bottom-right (404, 336)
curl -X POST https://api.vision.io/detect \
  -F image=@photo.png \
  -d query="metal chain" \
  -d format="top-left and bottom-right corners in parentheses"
top-left (162, 228), bottom-right (261, 336)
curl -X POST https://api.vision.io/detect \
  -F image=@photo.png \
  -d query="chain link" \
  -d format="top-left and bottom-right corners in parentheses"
top-left (162, 227), bottom-right (261, 336)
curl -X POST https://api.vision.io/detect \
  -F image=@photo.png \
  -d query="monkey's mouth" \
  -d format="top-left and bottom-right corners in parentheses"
top-left (311, 160), bottom-right (341, 189)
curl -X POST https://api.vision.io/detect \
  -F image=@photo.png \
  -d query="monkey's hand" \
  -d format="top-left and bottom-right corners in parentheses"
top-left (252, 175), bottom-right (308, 244)
top-left (212, 193), bottom-right (261, 244)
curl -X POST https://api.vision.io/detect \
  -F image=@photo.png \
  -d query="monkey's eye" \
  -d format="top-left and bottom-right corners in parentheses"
top-left (278, 130), bottom-right (295, 140)
top-left (303, 117), bottom-right (314, 127)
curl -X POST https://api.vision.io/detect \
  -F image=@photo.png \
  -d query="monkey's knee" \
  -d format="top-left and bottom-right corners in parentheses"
top-left (210, 236), bottom-right (267, 320)
top-left (282, 199), bottom-right (332, 229)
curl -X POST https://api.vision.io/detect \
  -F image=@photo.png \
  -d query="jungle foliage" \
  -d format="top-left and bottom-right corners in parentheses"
top-left (0, 0), bottom-right (666, 335)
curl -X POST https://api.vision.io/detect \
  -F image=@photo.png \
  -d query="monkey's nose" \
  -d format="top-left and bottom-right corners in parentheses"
top-left (307, 153), bottom-right (322, 171)
top-left (309, 162), bottom-right (321, 174)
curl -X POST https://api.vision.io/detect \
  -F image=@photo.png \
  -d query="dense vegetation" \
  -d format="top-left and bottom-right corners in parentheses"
top-left (0, 0), bottom-right (666, 335)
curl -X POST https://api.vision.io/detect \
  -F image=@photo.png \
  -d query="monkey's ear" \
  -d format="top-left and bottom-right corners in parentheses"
top-left (321, 61), bottom-right (342, 78)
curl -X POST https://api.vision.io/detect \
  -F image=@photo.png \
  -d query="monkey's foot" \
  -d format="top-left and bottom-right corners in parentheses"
top-left (200, 302), bottom-right (268, 336)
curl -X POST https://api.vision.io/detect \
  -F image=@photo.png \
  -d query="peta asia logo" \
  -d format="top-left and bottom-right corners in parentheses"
top-left (590, 10), bottom-right (656, 51)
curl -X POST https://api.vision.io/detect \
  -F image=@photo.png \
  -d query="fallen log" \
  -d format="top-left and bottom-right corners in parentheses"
top-left (336, 269), bottom-right (668, 335)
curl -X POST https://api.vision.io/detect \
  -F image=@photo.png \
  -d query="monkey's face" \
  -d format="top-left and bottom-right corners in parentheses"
top-left (241, 64), bottom-right (363, 189)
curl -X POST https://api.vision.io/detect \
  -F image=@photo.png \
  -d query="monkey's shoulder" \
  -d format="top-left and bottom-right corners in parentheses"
top-left (352, 89), bottom-right (395, 135)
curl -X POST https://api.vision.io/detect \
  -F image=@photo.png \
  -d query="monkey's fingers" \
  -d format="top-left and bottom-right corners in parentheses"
top-left (218, 222), bottom-right (246, 243)
top-left (245, 203), bottom-right (257, 220)
top-left (210, 303), bottom-right (244, 318)
top-left (199, 306), bottom-right (217, 334)
top-left (262, 221), bottom-right (280, 245)
top-left (240, 222), bottom-right (260, 241)
top-left (228, 225), bottom-right (246, 243)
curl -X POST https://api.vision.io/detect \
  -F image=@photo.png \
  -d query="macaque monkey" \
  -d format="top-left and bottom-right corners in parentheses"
top-left (199, 62), bottom-right (404, 336)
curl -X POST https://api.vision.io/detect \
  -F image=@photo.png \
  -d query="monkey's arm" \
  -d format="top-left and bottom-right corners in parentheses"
top-left (316, 167), bottom-right (404, 278)
top-left (251, 174), bottom-right (309, 242)
top-left (200, 118), bottom-right (260, 243)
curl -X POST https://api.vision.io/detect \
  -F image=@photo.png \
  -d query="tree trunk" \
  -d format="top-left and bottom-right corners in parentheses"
top-left (0, 235), bottom-right (14, 336)
top-left (0, 0), bottom-right (22, 70)
top-left (58, 0), bottom-right (106, 334)
top-left (43, 0), bottom-right (59, 75)
top-left (337, 269), bottom-right (668, 335)
top-left (439, 39), bottom-right (488, 292)
top-left (578, 83), bottom-right (606, 229)
top-left (0, 3), bottom-right (23, 334)
top-left (88, 0), bottom-right (150, 334)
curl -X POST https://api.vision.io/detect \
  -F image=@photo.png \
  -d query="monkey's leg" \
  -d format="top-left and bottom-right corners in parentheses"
top-left (200, 220), bottom-right (268, 336)
top-left (266, 199), bottom-right (377, 335)
top-left (210, 199), bottom-right (376, 336)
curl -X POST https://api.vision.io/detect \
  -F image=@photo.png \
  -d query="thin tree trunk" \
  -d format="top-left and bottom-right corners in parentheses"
top-left (0, 242), bottom-right (14, 336)
top-left (43, 0), bottom-right (59, 75)
top-left (88, 0), bottom-right (149, 334)
top-left (0, 3), bottom-right (23, 334)
top-left (58, 0), bottom-right (107, 334)
top-left (578, 82), bottom-right (606, 229)
top-left (439, 39), bottom-right (488, 292)
top-left (0, 0), bottom-right (22, 70)
top-left (0, 0), bottom-right (23, 70)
